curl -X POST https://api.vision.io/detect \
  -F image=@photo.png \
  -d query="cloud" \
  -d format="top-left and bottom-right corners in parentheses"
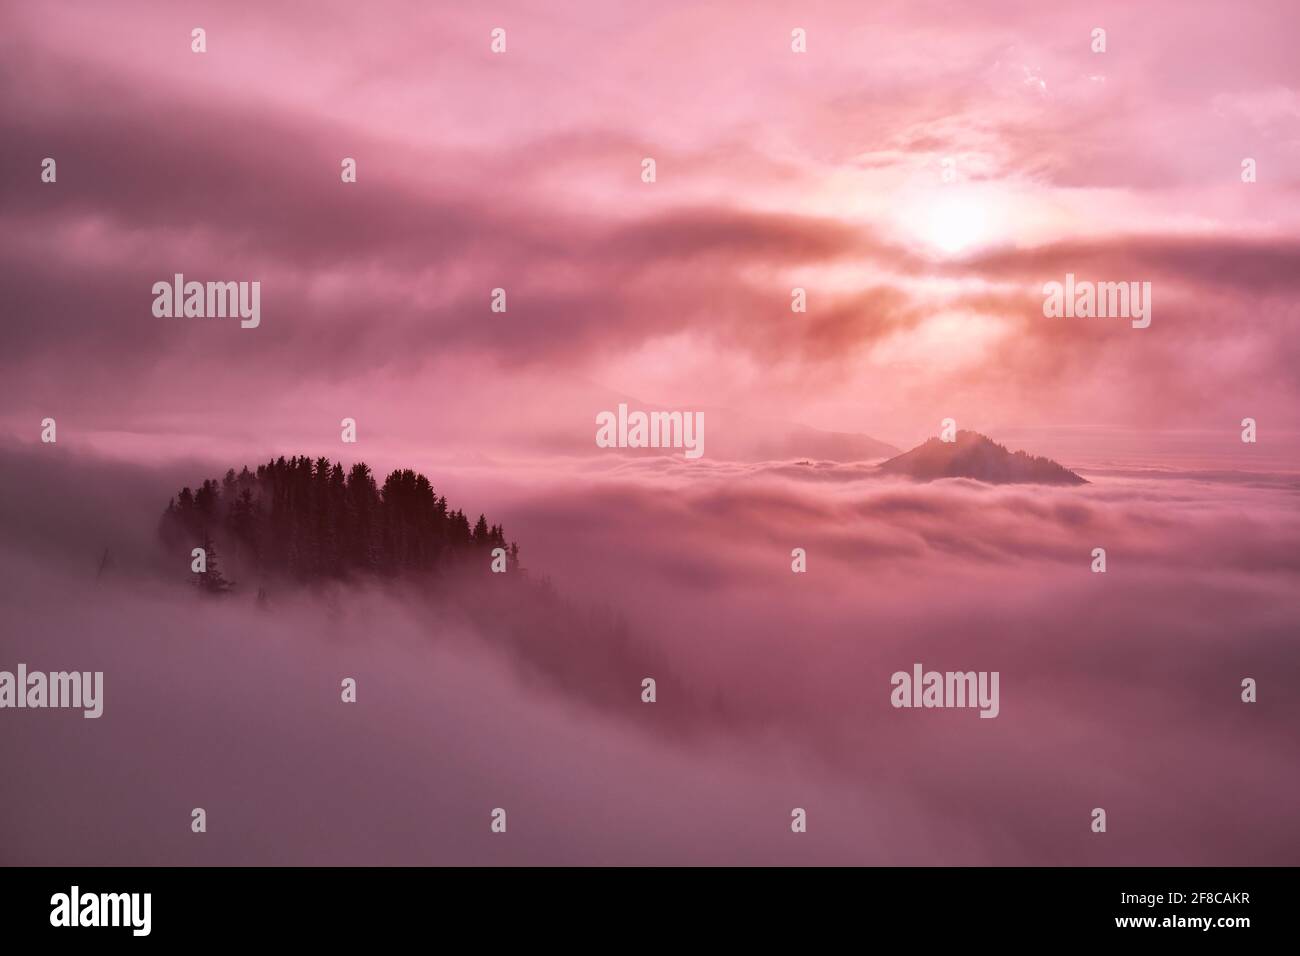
top-left (6, 1), bottom-right (1300, 446)
top-left (3, 443), bottom-right (1298, 863)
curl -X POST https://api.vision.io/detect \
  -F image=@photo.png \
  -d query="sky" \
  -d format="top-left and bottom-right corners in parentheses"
top-left (3, 0), bottom-right (1300, 472)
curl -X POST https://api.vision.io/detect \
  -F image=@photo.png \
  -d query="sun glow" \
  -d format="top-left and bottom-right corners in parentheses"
top-left (915, 192), bottom-right (994, 256)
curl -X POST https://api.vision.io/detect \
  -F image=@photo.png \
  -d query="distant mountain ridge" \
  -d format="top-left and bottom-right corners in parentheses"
top-left (727, 415), bottom-right (900, 462)
top-left (579, 394), bottom-right (901, 462)
top-left (878, 431), bottom-right (1087, 485)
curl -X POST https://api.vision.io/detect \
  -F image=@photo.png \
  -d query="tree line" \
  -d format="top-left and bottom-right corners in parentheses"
top-left (159, 455), bottom-right (519, 590)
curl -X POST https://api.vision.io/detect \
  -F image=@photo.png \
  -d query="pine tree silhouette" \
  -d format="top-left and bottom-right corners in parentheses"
top-left (194, 531), bottom-right (233, 595)
top-left (160, 457), bottom-right (520, 585)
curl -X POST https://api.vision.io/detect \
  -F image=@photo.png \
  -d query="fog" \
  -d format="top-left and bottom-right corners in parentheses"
top-left (1, 443), bottom-right (1297, 864)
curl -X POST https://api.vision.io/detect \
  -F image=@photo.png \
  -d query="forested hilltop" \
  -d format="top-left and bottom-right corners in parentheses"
top-left (159, 456), bottom-right (519, 589)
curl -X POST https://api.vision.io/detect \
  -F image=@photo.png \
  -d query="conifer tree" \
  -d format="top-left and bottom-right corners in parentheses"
top-left (161, 457), bottom-right (520, 583)
top-left (194, 531), bottom-right (233, 595)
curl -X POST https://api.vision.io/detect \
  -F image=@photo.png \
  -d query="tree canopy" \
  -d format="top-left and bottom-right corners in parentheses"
top-left (159, 456), bottom-right (519, 584)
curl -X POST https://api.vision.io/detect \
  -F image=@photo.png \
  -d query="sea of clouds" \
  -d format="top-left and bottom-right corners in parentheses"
top-left (1, 444), bottom-right (1297, 864)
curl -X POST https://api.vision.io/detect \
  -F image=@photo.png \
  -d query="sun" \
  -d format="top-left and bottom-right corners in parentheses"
top-left (886, 183), bottom-right (1014, 259)
top-left (919, 192), bottom-right (991, 256)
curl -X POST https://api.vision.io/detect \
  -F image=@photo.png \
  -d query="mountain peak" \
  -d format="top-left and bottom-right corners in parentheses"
top-left (878, 430), bottom-right (1087, 485)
